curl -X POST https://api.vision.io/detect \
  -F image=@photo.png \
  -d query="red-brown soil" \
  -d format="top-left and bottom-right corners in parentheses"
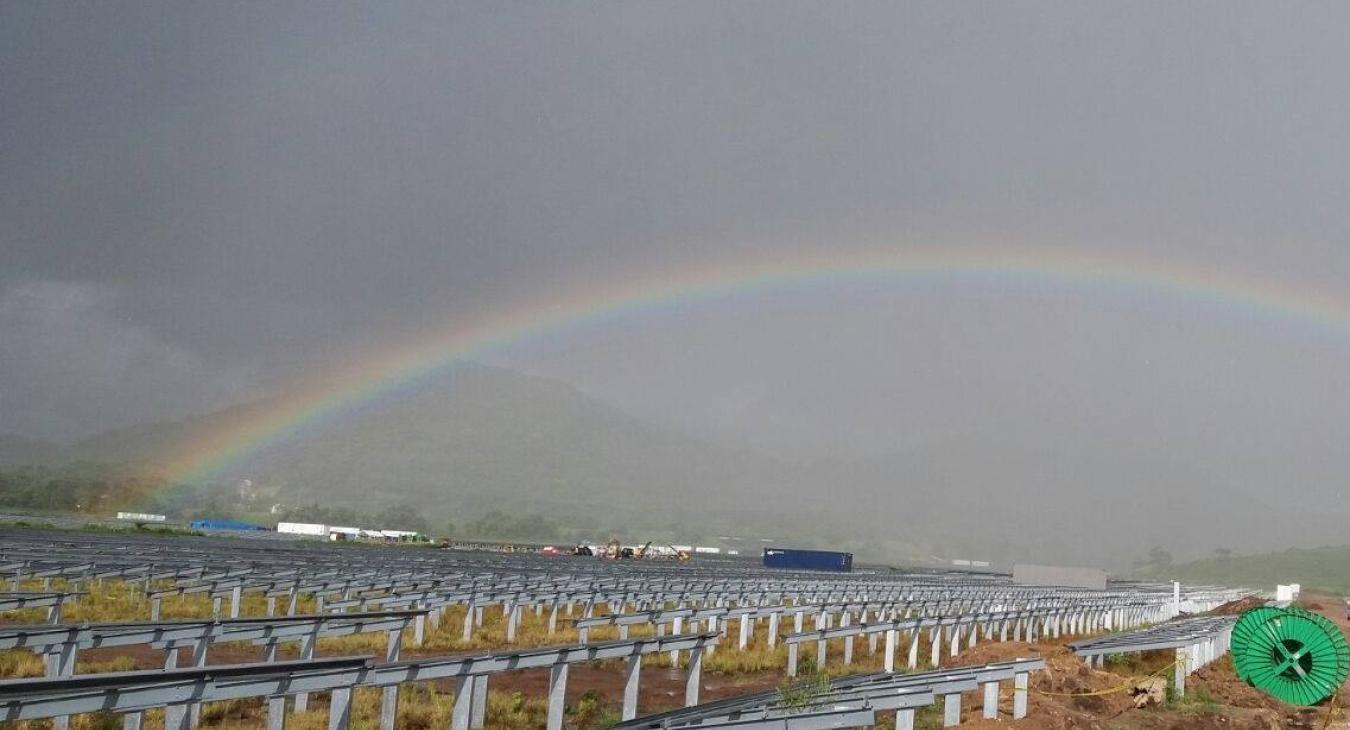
top-left (1211, 596), bottom-right (1268, 616)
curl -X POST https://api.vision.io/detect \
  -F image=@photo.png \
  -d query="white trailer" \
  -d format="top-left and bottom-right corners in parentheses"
top-left (276, 522), bottom-right (327, 537)
top-left (117, 512), bottom-right (166, 523)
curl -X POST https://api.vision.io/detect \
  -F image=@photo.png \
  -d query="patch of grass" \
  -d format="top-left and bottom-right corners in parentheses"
top-left (0, 519), bottom-right (207, 540)
top-left (913, 703), bottom-right (947, 730)
top-left (569, 689), bottom-right (613, 727)
top-left (596, 706), bottom-right (623, 729)
top-left (75, 712), bottom-right (126, 730)
top-left (3, 577), bottom-right (229, 624)
top-left (198, 698), bottom-right (261, 724)
top-left (0, 649), bottom-right (46, 678)
top-left (416, 604), bottom-right (590, 654)
top-left (75, 656), bottom-right (136, 674)
top-left (396, 683), bottom-right (455, 730)
top-left (0, 520), bottom-right (204, 538)
top-left (776, 672), bottom-right (833, 711)
top-left (702, 642), bottom-right (789, 674)
top-left (1097, 648), bottom-right (1174, 679)
top-left (284, 705), bottom-right (336, 730)
top-left (80, 524), bottom-right (205, 538)
top-left (487, 689), bottom-right (548, 728)
top-left (2, 712), bottom-right (130, 730)
top-left (1167, 686), bottom-right (1220, 715)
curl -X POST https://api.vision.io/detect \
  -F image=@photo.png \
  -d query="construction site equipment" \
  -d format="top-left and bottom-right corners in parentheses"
top-left (601, 539), bottom-right (655, 560)
top-left (1231, 605), bottom-right (1350, 706)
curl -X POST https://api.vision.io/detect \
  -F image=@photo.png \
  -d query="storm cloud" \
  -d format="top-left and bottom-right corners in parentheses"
top-left (0, 281), bottom-right (258, 440)
top-left (5, 1), bottom-right (1350, 540)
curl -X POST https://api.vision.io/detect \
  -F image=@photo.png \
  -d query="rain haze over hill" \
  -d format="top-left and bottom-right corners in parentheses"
top-left (6, 3), bottom-right (1350, 566)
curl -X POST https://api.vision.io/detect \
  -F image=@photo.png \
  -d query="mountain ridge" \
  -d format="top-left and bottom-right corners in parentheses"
top-left (4, 363), bottom-right (1345, 567)
top-left (57, 364), bottom-right (797, 519)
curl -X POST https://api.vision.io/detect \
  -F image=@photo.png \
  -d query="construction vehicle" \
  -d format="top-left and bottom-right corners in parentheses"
top-left (577, 538), bottom-right (681, 561)
top-left (599, 539), bottom-right (657, 560)
top-left (669, 545), bottom-right (692, 563)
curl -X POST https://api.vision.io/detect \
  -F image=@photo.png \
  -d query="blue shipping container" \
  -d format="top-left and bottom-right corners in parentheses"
top-left (190, 519), bottom-right (267, 531)
top-left (762, 547), bottom-right (853, 572)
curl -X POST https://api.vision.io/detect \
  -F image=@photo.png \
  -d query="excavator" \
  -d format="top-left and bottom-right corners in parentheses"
top-left (602, 539), bottom-right (658, 560)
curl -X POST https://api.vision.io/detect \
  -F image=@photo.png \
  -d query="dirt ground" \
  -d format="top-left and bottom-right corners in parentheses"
top-left (478, 663), bottom-right (781, 712)
top-left (937, 637), bottom-right (1286, 730)
top-left (941, 593), bottom-right (1350, 730)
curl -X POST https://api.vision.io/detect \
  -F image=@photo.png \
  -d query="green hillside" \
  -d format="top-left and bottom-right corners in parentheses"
top-left (1144, 546), bottom-right (1350, 594)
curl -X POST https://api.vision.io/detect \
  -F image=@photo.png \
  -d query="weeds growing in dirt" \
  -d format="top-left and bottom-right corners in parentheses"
top-left (775, 672), bottom-right (833, 711)
top-left (1168, 687), bottom-right (1220, 715)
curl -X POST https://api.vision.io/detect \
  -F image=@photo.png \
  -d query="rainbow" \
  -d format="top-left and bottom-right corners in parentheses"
top-left (159, 245), bottom-right (1350, 485)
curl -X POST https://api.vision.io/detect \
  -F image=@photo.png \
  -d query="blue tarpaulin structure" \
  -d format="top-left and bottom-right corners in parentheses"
top-left (762, 547), bottom-right (853, 572)
top-left (189, 519), bottom-right (267, 531)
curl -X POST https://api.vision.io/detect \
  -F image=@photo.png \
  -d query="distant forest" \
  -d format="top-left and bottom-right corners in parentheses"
top-left (0, 463), bottom-right (591, 543)
top-left (0, 462), bottom-right (174, 514)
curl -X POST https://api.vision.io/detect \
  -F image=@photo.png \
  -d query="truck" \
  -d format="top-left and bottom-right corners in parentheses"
top-left (762, 547), bottom-right (853, 572)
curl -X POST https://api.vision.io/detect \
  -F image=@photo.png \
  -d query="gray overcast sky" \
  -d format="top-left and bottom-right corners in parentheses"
top-left (5, 0), bottom-right (1350, 488)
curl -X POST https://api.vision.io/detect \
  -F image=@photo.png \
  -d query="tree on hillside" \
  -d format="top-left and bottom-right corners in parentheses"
top-left (373, 503), bottom-right (429, 534)
top-left (279, 503), bottom-right (368, 528)
top-left (468, 510), bottom-right (561, 541)
top-left (0, 464), bottom-right (175, 515)
top-left (1149, 546), bottom-right (1174, 567)
top-left (1132, 545), bottom-right (1174, 570)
